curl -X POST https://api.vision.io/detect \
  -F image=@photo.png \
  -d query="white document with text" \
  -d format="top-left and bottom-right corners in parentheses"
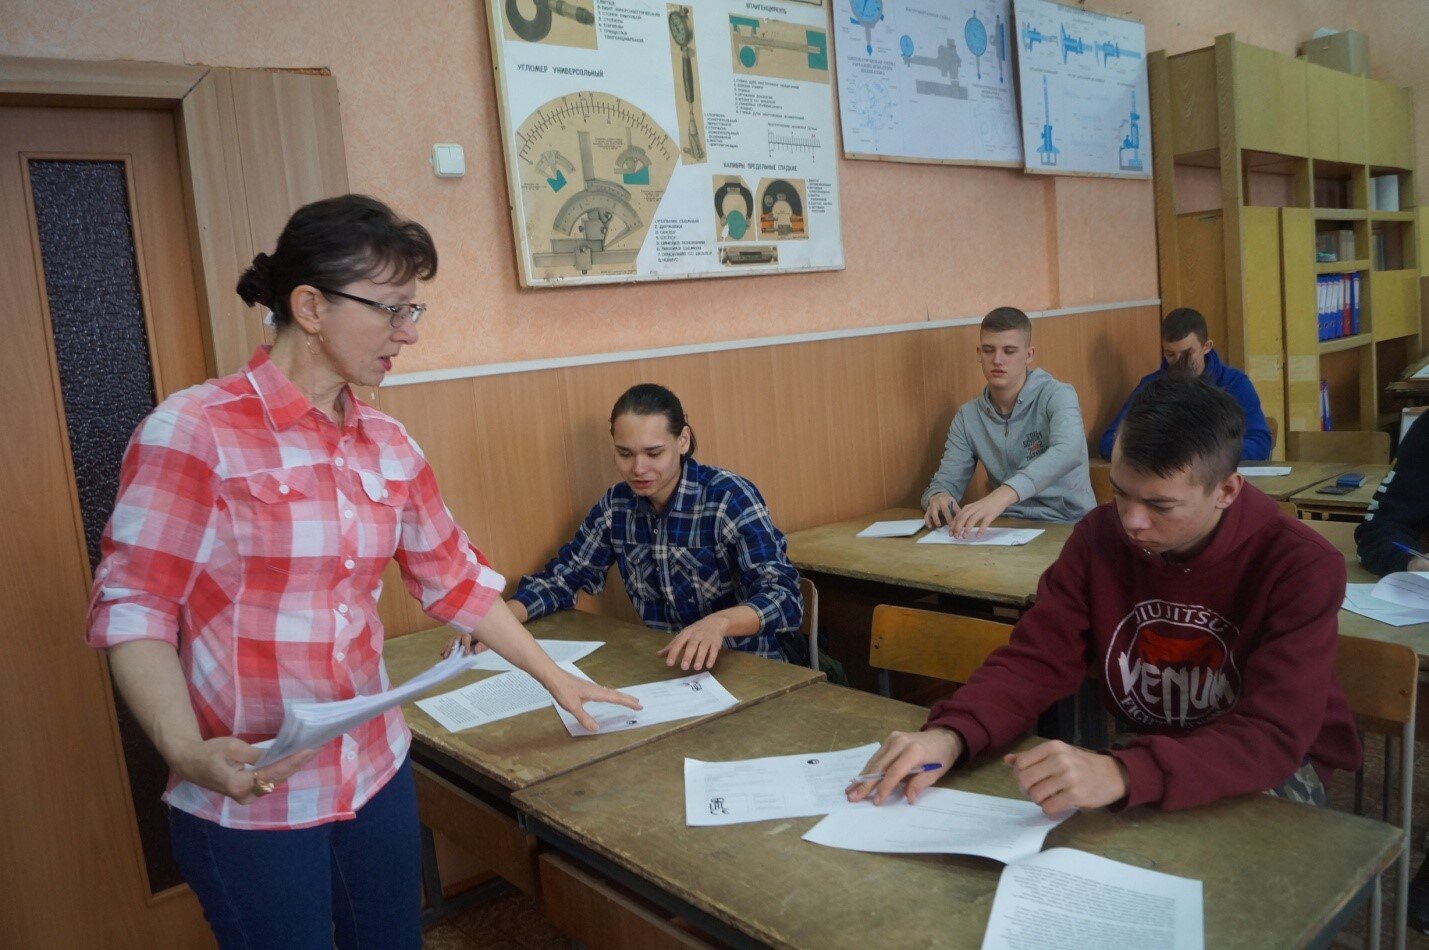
top-left (415, 662), bottom-right (591, 732)
top-left (917, 528), bottom-right (1045, 547)
top-left (684, 743), bottom-right (880, 826)
top-left (556, 671), bottom-right (737, 737)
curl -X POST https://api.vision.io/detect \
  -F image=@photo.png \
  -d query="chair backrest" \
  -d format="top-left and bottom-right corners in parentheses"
top-left (798, 576), bottom-right (819, 671)
top-left (1286, 430), bottom-right (1391, 464)
top-left (1276, 499), bottom-right (1300, 518)
top-left (869, 604), bottom-right (1013, 685)
top-left (1266, 415), bottom-right (1279, 455)
top-left (1335, 635), bottom-right (1417, 734)
top-left (1089, 462), bottom-right (1114, 506)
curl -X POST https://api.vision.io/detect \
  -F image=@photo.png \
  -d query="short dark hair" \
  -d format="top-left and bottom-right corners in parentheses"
top-left (610, 384), bottom-right (697, 460)
top-left (236, 194), bottom-right (438, 328)
top-left (1162, 307), bottom-right (1209, 344)
top-left (981, 306), bottom-right (1032, 339)
top-left (1115, 376), bottom-right (1244, 488)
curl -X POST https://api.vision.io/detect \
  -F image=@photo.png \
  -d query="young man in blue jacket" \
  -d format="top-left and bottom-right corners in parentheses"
top-left (1099, 307), bottom-right (1272, 461)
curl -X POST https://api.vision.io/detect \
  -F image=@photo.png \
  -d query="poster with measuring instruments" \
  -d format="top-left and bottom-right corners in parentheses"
top-left (1013, 0), bottom-right (1150, 178)
top-left (487, 0), bottom-right (844, 287)
top-left (834, 0), bottom-right (1022, 166)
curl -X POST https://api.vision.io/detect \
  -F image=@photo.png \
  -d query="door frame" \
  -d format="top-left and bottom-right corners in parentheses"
top-left (0, 55), bottom-right (349, 912)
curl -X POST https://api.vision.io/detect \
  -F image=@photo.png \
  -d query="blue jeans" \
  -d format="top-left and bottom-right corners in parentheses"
top-left (170, 755), bottom-right (421, 949)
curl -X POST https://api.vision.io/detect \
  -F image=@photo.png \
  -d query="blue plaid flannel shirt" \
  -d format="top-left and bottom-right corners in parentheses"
top-left (513, 458), bottom-right (803, 660)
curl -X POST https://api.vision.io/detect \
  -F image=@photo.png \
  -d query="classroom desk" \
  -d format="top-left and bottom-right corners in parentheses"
top-left (515, 683), bottom-right (1401, 950)
top-left (1236, 461), bottom-right (1364, 500)
top-left (1388, 353), bottom-right (1429, 403)
top-left (384, 611), bottom-right (822, 894)
top-left (1291, 465), bottom-right (1392, 521)
top-left (1305, 520), bottom-right (1429, 663)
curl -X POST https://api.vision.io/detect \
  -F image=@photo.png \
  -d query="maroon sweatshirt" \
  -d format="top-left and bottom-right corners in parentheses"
top-left (926, 485), bottom-right (1362, 810)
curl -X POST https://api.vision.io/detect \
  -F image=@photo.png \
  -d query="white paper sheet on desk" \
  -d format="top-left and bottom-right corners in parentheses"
top-left (684, 743), bottom-right (880, 826)
top-left (856, 519), bottom-right (925, 538)
top-left (916, 527), bottom-right (1044, 547)
top-left (254, 648), bottom-right (496, 766)
top-left (556, 671), bottom-right (737, 737)
top-left (463, 639), bottom-right (604, 673)
top-left (1344, 584), bottom-right (1429, 626)
top-left (981, 848), bottom-right (1204, 950)
top-left (1372, 572), bottom-right (1429, 611)
top-left (1413, 364), bottom-right (1429, 379)
top-left (802, 787), bottom-right (1067, 862)
top-left (1237, 465), bottom-right (1293, 476)
top-left (415, 661), bottom-right (591, 733)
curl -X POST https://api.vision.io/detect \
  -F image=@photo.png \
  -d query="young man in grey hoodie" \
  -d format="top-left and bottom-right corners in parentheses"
top-left (922, 307), bottom-right (1096, 536)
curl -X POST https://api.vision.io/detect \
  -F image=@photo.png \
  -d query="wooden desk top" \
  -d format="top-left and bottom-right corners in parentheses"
top-left (1235, 461), bottom-right (1360, 500)
top-left (786, 507), bottom-right (1071, 607)
top-left (1289, 464), bottom-right (1391, 512)
top-left (384, 611), bottom-right (822, 793)
top-left (1304, 520), bottom-right (1429, 660)
top-left (515, 683), bottom-right (1399, 950)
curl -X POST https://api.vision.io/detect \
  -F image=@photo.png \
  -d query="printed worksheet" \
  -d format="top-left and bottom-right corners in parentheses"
top-left (857, 519), bottom-right (925, 538)
top-left (1344, 584), bottom-right (1429, 626)
top-left (1372, 572), bottom-right (1429, 611)
top-left (1236, 466), bottom-right (1293, 477)
top-left (416, 662), bottom-right (591, 732)
top-left (464, 639), bottom-right (604, 673)
top-left (803, 786), bottom-right (1066, 862)
top-left (917, 527), bottom-right (1044, 546)
top-left (556, 670), bottom-right (737, 736)
top-left (684, 743), bottom-right (880, 826)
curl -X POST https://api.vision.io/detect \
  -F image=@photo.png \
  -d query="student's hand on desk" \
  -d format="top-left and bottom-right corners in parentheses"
top-left (1004, 740), bottom-right (1128, 816)
top-left (846, 727), bottom-right (961, 806)
top-left (442, 631), bottom-right (489, 658)
top-left (923, 492), bottom-right (959, 529)
top-left (173, 737), bottom-right (318, 805)
top-left (546, 668), bottom-right (642, 733)
top-left (949, 486), bottom-right (1017, 538)
top-left (658, 616), bottom-right (729, 671)
top-left (1411, 556), bottom-right (1429, 572)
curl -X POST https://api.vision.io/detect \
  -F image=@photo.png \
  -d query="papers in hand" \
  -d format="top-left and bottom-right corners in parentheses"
top-left (803, 787), bottom-right (1067, 863)
top-left (556, 671), bottom-right (737, 737)
top-left (254, 648), bottom-right (491, 767)
top-left (1344, 584), bottom-right (1429, 626)
top-left (684, 743), bottom-right (880, 826)
top-left (981, 848), bottom-right (1204, 950)
top-left (1372, 572), bottom-right (1429, 612)
top-left (857, 519), bottom-right (925, 538)
top-left (415, 661), bottom-right (591, 733)
top-left (1237, 465), bottom-right (1293, 477)
top-left (917, 527), bottom-right (1044, 547)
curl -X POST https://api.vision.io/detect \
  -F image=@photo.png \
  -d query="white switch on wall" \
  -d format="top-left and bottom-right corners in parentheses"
top-left (431, 144), bottom-right (465, 178)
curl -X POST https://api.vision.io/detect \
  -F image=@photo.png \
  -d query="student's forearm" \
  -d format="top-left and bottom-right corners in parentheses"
top-left (708, 604), bottom-right (762, 639)
top-left (107, 640), bottom-right (206, 767)
top-left (470, 600), bottom-right (571, 684)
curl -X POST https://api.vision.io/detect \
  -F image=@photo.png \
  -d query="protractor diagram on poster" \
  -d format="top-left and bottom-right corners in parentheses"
top-left (515, 92), bottom-right (678, 282)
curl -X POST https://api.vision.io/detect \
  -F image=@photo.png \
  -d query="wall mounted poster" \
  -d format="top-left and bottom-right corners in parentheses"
top-left (486, 0), bottom-right (845, 287)
top-left (834, 0), bottom-right (1022, 166)
top-left (1013, 0), bottom-right (1150, 178)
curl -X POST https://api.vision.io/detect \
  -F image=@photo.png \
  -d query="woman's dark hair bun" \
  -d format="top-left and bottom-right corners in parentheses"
top-left (235, 252), bottom-right (275, 309)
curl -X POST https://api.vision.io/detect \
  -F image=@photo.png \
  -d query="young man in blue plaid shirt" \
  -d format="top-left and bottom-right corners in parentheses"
top-left (509, 384), bottom-right (803, 670)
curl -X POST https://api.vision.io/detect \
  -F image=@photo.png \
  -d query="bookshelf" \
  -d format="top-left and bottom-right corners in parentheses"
top-left (1149, 35), bottom-right (1422, 456)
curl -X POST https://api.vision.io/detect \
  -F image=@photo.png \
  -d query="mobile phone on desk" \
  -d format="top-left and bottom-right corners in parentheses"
top-left (1334, 473), bottom-right (1366, 489)
top-left (1316, 484), bottom-right (1357, 495)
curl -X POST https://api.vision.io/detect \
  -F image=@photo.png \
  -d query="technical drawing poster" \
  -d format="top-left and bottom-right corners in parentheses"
top-left (1013, 0), bottom-right (1149, 178)
top-left (487, 0), bottom-right (844, 287)
top-left (835, 0), bottom-right (1022, 166)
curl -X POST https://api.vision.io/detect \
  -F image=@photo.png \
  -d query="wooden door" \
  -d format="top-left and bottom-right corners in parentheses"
top-left (0, 105), bottom-right (213, 946)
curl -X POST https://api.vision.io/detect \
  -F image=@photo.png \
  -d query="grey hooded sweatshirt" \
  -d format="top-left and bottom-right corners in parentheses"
top-left (920, 368), bottom-right (1095, 523)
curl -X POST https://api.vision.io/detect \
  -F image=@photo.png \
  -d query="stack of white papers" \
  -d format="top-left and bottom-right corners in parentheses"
top-left (917, 527), bottom-right (1044, 547)
top-left (416, 661), bottom-right (591, 732)
top-left (1372, 572), bottom-right (1429, 611)
top-left (1344, 584), bottom-right (1429, 626)
top-left (556, 671), bottom-right (737, 737)
top-left (255, 648), bottom-right (493, 766)
top-left (803, 786), bottom-right (1067, 862)
top-left (856, 519), bottom-right (925, 538)
top-left (1237, 465), bottom-right (1293, 477)
top-left (684, 743), bottom-right (880, 826)
top-left (981, 849), bottom-right (1204, 950)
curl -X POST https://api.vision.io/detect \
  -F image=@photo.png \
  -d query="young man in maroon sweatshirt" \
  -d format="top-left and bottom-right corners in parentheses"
top-left (850, 376), bottom-right (1360, 813)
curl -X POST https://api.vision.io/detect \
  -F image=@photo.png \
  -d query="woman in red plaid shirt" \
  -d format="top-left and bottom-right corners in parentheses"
top-left (85, 195), bottom-right (637, 949)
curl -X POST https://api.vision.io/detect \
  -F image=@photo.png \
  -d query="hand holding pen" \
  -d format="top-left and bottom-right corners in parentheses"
top-left (1392, 542), bottom-right (1429, 572)
top-left (846, 728), bottom-right (962, 806)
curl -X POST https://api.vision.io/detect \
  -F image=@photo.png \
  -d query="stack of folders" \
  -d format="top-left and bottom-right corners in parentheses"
top-left (1316, 273), bottom-right (1361, 341)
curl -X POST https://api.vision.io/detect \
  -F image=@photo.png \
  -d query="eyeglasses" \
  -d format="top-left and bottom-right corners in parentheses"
top-left (316, 287), bottom-right (427, 328)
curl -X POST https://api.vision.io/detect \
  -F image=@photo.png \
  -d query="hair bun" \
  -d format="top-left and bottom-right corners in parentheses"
top-left (235, 252), bottom-right (275, 308)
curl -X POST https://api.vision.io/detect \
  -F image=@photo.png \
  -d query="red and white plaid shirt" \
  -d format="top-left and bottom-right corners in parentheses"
top-left (86, 348), bottom-right (503, 830)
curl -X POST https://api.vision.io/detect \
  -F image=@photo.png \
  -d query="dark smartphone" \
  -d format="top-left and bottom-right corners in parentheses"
top-left (1316, 484), bottom-right (1357, 495)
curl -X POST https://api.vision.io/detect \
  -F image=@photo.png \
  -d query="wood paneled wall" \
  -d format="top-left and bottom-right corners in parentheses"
top-left (373, 304), bottom-right (1160, 637)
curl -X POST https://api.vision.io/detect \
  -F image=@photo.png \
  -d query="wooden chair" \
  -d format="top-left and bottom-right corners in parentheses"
top-left (1275, 500), bottom-right (1300, 519)
top-left (1286, 430), bottom-right (1391, 464)
top-left (1335, 635), bottom-right (1417, 949)
top-left (1089, 462), bottom-right (1114, 506)
top-left (798, 576), bottom-right (819, 671)
top-left (869, 604), bottom-right (1013, 697)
